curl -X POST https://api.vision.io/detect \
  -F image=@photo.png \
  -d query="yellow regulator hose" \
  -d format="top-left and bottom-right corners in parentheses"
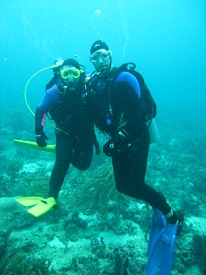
top-left (24, 64), bottom-right (67, 134)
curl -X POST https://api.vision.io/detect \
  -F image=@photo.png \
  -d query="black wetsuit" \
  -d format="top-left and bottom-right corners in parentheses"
top-left (91, 69), bottom-right (171, 215)
top-left (35, 78), bottom-right (95, 200)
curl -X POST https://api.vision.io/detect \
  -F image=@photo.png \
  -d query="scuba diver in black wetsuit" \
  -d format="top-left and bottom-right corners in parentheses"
top-left (34, 58), bottom-right (99, 215)
top-left (89, 41), bottom-right (184, 274)
top-left (89, 40), bottom-right (184, 225)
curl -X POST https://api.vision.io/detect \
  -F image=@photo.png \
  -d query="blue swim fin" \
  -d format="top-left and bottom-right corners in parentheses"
top-left (146, 209), bottom-right (179, 275)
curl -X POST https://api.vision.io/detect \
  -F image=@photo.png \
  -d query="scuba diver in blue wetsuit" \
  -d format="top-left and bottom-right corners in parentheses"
top-left (31, 58), bottom-right (99, 216)
top-left (89, 40), bottom-right (184, 275)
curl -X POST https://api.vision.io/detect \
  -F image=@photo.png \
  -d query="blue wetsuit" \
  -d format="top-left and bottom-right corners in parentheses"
top-left (91, 69), bottom-right (171, 215)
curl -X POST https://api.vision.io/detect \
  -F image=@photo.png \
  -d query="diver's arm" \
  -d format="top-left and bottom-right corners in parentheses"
top-left (114, 71), bottom-right (156, 133)
top-left (103, 81), bottom-right (144, 157)
top-left (37, 84), bottom-right (60, 115)
top-left (35, 108), bottom-right (48, 147)
top-left (35, 84), bottom-right (59, 146)
top-left (114, 81), bottom-right (145, 136)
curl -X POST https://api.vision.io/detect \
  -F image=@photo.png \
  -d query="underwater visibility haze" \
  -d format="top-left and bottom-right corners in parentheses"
top-left (0, 1), bottom-right (206, 274)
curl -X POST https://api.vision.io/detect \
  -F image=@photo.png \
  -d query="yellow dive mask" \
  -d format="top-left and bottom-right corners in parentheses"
top-left (60, 67), bottom-right (81, 79)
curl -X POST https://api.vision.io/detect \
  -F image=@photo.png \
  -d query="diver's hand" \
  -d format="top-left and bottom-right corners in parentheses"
top-left (103, 138), bottom-right (116, 157)
top-left (103, 130), bottom-right (129, 157)
top-left (35, 126), bottom-right (48, 147)
top-left (36, 132), bottom-right (48, 147)
top-left (103, 136), bottom-right (124, 157)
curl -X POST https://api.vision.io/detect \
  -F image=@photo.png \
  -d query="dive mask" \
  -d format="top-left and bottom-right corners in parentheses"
top-left (60, 67), bottom-right (81, 79)
top-left (90, 49), bottom-right (112, 63)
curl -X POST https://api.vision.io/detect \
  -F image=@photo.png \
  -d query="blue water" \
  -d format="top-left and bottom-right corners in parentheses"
top-left (1, 0), bottom-right (206, 125)
top-left (0, 2), bottom-right (206, 273)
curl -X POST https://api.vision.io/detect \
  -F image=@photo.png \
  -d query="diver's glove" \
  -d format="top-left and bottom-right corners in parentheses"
top-left (35, 126), bottom-right (48, 147)
top-left (103, 129), bottom-right (129, 157)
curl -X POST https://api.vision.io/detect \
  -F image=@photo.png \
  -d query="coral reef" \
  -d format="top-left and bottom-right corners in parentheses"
top-left (0, 228), bottom-right (13, 260)
top-left (0, 107), bottom-right (205, 274)
top-left (114, 247), bottom-right (143, 274)
top-left (6, 156), bottom-right (24, 181)
top-left (0, 247), bottom-right (22, 275)
top-left (65, 208), bottom-right (88, 230)
top-left (0, 247), bottom-right (53, 275)
top-left (69, 163), bottom-right (121, 216)
top-left (20, 173), bottom-right (50, 197)
top-left (193, 234), bottom-right (206, 274)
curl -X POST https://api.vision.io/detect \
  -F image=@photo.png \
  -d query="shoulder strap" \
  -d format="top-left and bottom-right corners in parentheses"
top-left (112, 63), bottom-right (136, 80)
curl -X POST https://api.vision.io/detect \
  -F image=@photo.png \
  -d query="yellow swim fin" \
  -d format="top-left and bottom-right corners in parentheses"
top-left (15, 197), bottom-right (44, 206)
top-left (14, 140), bottom-right (56, 153)
top-left (27, 197), bottom-right (57, 217)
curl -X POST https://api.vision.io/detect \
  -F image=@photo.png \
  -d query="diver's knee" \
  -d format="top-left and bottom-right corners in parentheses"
top-left (74, 162), bottom-right (91, 171)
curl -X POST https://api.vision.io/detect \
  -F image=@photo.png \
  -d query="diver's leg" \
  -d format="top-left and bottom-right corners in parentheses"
top-left (49, 132), bottom-right (73, 200)
top-left (72, 136), bottom-right (93, 171)
top-left (112, 132), bottom-right (182, 274)
top-left (112, 130), bottom-right (171, 216)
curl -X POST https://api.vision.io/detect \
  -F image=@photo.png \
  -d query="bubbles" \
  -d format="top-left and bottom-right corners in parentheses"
top-left (92, 10), bottom-right (101, 19)
top-left (118, 0), bottom-right (130, 64)
top-left (92, 9), bottom-right (101, 30)
top-left (74, 54), bottom-right (81, 59)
